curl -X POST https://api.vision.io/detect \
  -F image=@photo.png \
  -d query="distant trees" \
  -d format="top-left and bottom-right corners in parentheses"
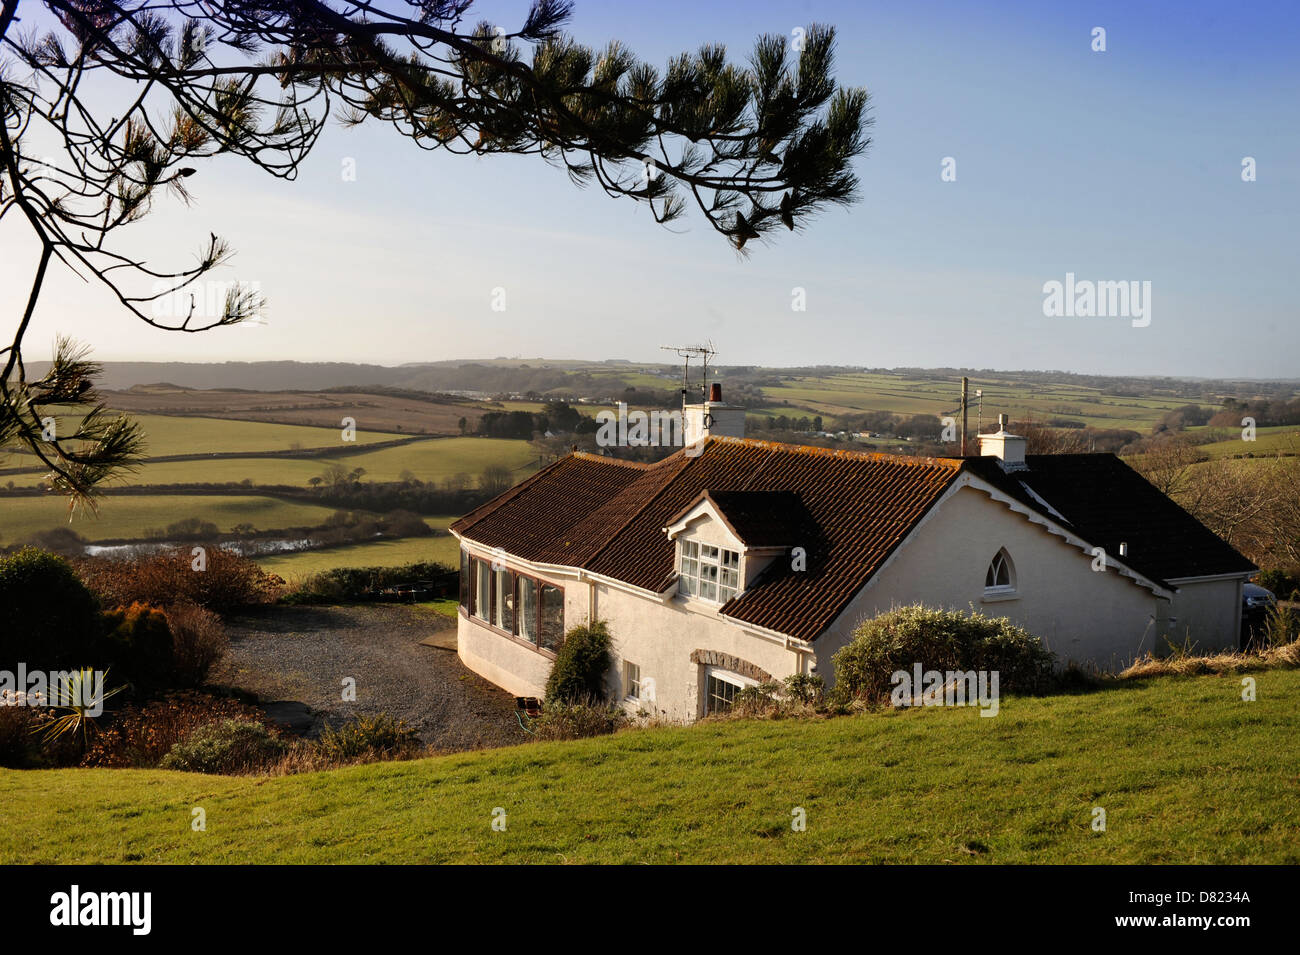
top-left (1174, 449), bottom-right (1300, 572)
top-left (1153, 404), bottom-right (1215, 434)
top-left (896, 414), bottom-right (942, 441)
top-left (477, 410), bottom-right (540, 439)
top-left (1130, 436), bottom-right (1207, 496)
top-left (1210, 397), bottom-right (1300, 430)
top-left (477, 401), bottom-right (588, 438)
top-left (479, 465), bottom-right (513, 496)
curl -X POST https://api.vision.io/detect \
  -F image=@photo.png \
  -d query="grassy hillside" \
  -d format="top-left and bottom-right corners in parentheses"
top-left (3, 669), bottom-right (1296, 864)
top-left (1190, 425), bottom-right (1300, 459)
top-left (5, 437), bottom-right (542, 488)
top-left (255, 520), bottom-right (460, 576)
top-left (0, 494), bottom-right (344, 544)
top-left (0, 412), bottom-right (396, 462)
top-left (760, 372), bottom-right (1198, 430)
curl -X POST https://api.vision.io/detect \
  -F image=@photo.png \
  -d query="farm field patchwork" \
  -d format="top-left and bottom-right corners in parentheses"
top-left (0, 412), bottom-right (397, 463)
top-left (759, 373), bottom-right (1197, 431)
top-left (2, 437), bottom-right (544, 489)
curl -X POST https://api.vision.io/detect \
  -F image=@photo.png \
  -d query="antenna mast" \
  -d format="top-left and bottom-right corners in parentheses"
top-left (660, 342), bottom-right (716, 408)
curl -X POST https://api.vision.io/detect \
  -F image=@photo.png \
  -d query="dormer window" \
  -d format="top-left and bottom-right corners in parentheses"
top-left (983, 548), bottom-right (1016, 598)
top-left (678, 539), bottom-right (741, 603)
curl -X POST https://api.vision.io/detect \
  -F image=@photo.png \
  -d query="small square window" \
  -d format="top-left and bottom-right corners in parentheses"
top-left (624, 661), bottom-right (641, 701)
top-left (706, 673), bottom-right (741, 714)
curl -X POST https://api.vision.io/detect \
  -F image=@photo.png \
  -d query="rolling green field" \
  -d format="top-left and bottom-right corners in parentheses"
top-left (0, 494), bottom-right (344, 544)
top-left (0, 412), bottom-right (397, 464)
top-left (2, 669), bottom-right (1296, 864)
top-left (2, 436), bottom-right (544, 488)
top-left (1189, 425), bottom-right (1300, 459)
top-left (255, 520), bottom-right (460, 578)
top-left (761, 372), bottom-right (1200, 431)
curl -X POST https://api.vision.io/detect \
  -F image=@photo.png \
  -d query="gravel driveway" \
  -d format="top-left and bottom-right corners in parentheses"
top-left (217, 604), bottom-right (529, 752)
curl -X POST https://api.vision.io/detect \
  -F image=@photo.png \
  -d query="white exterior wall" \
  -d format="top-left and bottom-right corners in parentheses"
top-left (455, 554), bottom-right (589, 700)
top-left (457, 609), bottom-right (552, 700)
top-left (1166, 577), bottom-right (1245, 652)
top-left (813, 484), bottom-right (1163, 676)
top-left (454, 550), bottom-right (802, 720)
top-left (594, 584), bottom-right (803, 722)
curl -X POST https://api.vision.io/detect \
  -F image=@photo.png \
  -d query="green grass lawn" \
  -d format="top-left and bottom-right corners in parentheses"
top-left (0, 494), bottom-right (347, 544)
top-left (3, 669), bottom-right (1296, 863)
top-left (255, 521), bottom-right (459, 577)
top-left (0, 413), bottom-right (397, 465)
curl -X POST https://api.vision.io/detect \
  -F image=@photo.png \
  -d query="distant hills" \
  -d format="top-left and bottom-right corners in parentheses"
top-left (22, 359), bottom-right (1300, 398)
top-left (22, 359), bottom-right (668, 394)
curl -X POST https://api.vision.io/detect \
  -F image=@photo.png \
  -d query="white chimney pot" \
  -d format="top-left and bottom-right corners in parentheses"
top-left (978, 413), bottom-right (1027, 471)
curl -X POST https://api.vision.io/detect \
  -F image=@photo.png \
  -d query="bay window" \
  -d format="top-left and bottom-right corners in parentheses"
top-left (458, 548), bottom-right (563, 654)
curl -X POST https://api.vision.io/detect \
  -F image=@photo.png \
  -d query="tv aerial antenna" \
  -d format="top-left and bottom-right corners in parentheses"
top-left (660, 342), bottom-right (716, 405)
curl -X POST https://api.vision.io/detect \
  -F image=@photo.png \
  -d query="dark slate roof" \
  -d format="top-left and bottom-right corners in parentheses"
top-left (963, 453), bottom-right (1256, 586)
top-left (670, 490), bottom-right (819, 548)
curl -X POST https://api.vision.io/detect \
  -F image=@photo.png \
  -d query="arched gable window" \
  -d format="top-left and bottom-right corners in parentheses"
top-left (984, 548), bottom-right (1016, 596)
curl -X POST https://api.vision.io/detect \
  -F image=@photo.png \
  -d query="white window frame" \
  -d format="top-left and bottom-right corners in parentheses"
top-left (474, 560), bottom-right (491, 621)
top-left (678, 539), bottom-right (741, 604)
top-left (623, 661), bottom-right (642, 702)
top-left (982, 548), bottom-right (1017, 601)
top-left (702, 667), bottom-right (755, 716)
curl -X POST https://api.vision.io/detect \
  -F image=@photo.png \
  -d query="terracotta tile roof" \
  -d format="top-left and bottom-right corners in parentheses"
top-left (452, 438), bottom-right (1254, 643)
top-left (963, 454), bottom-right (1256, 585)
top-left (452, 437), bottom-right (963, 642)
top-left (669, 490), bottom-right (818, 548)
top-left (449, 453), bottom-right (649, 564)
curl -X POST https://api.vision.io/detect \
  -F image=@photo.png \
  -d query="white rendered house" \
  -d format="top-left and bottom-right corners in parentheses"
top-left (450, 415), bottom-right (1254, 722)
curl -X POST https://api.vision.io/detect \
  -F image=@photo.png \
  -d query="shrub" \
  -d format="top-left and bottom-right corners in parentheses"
top-left (718, 674), bottom-right (826, 720)
top-left (1255, 569), bottom-right (1300, 602)
top-left (0, 695), bottom-right (43, 768)
top-left (0, 698), bottom-right (82, 769)
top-left (529, 698), bottom-right (628, 741)
top-left (731, 681), bottom-right (782, 716)
top-left (282, 561), bottom-right (453, 604)
top-left (166, 602), bottom-right (228, 687)
top-left (99, 603), bottom-right (173, 696)
top-left (159, 719), bottom-right (287, 774)
top-left (831, 605), bottom-right (1056, 705)
top-left (316, 713), bottom-right (421, 761)
top-left (1263, 604), bottom-right (1300, 649)
top-left (0, 548), bottom-right (101, 671)
top-left (783, 673), bottom-right (826, 705)
top-left (544, 620), bottom-right (613, 703)
top-left (81, 691), bottom-right (271, 768)
top-left (76, 549), bottom-right (282, 613)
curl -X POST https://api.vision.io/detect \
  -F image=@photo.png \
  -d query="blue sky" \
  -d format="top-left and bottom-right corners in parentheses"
top-left (2, 0), bottom-right (1297, 376)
